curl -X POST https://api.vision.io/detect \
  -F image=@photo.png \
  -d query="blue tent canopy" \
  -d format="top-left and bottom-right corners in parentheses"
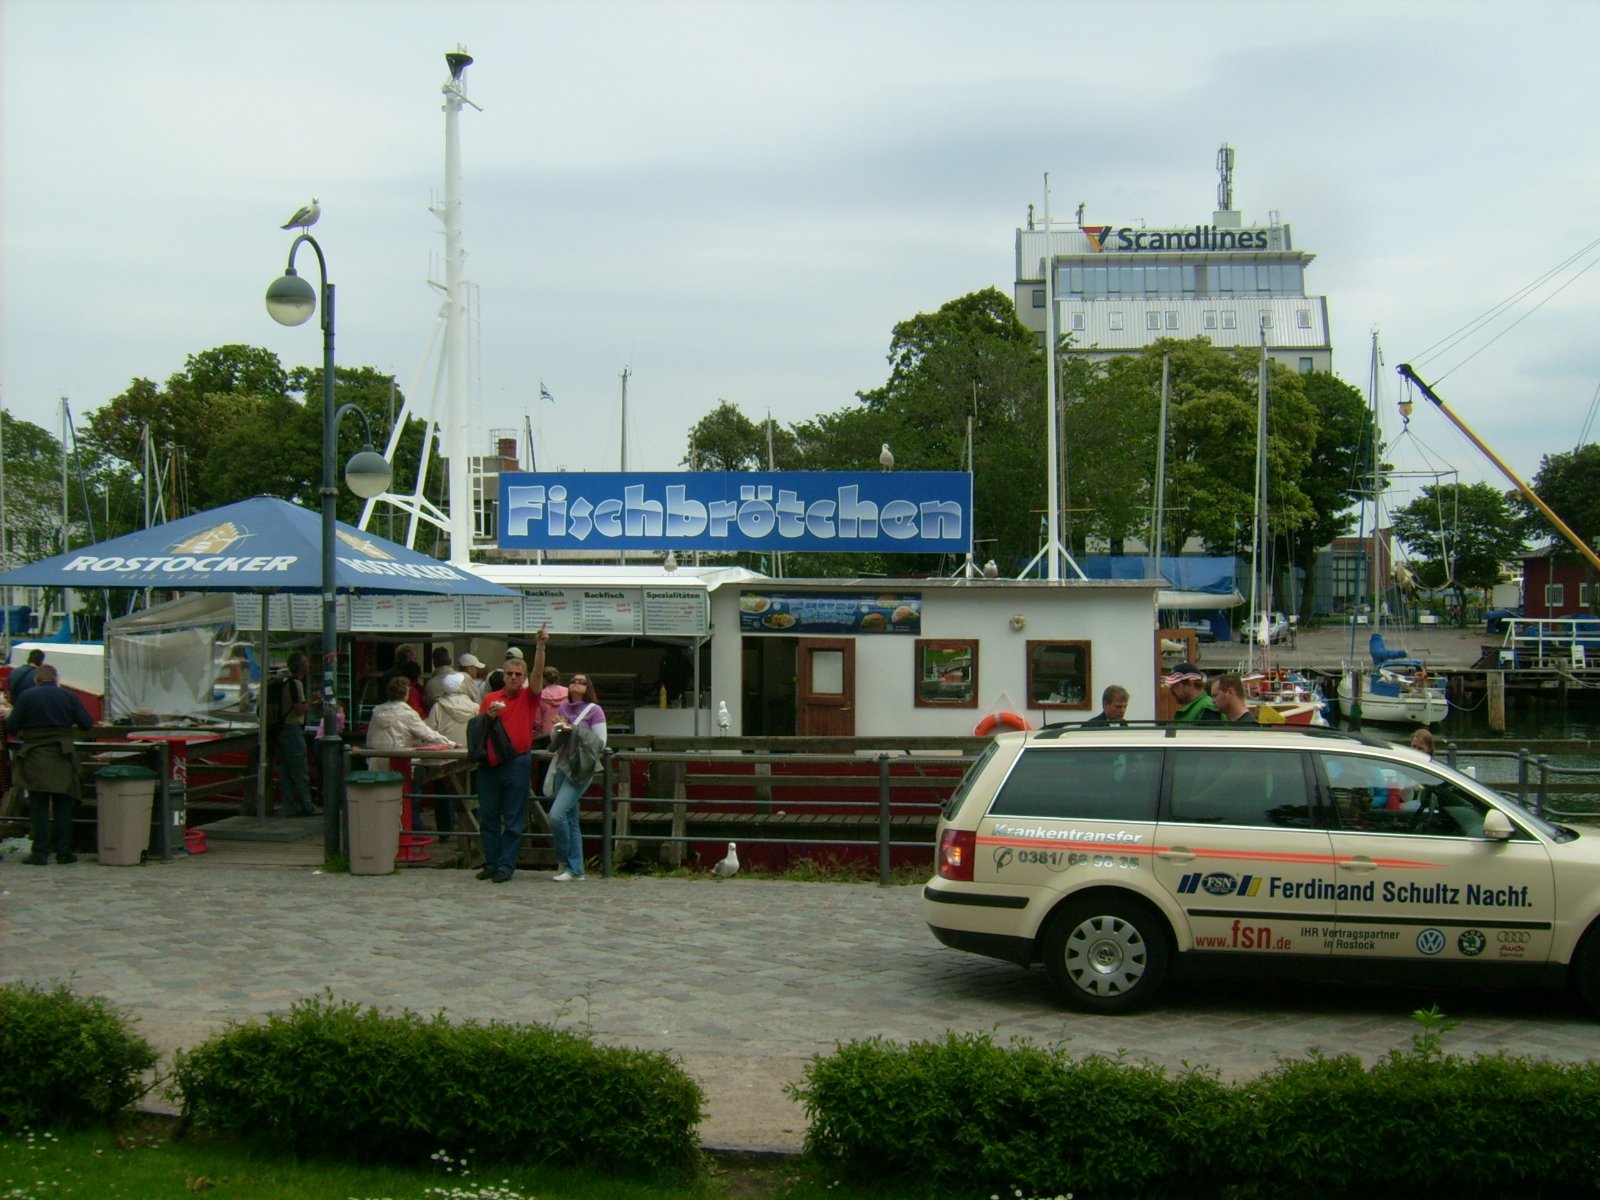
top-left (0, 496), bottom-right (516, 597)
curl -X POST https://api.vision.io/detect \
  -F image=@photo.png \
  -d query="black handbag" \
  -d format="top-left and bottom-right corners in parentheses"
top-left (466, 713), bottom-right (516, 766)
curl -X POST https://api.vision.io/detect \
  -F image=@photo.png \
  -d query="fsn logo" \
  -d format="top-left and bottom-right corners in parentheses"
top-left (1416, 928), bottom-right (1447, 956)
top-left (1176, 872), bottom-right (1261, 897)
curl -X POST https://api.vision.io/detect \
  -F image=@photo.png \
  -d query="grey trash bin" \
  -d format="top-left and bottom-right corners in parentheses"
top-left (346, 769), bottom-right (404, 876)
top-left (96, 765), bottom-right (160, 866)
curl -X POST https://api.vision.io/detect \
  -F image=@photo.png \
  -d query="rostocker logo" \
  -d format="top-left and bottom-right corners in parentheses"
top-left (173, 523), bottom-right (245, 555)
top-left (335, 529), bottom-right (396, 561)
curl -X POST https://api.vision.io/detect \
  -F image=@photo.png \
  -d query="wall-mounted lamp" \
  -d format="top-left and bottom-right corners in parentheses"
top-left (1009, 614), bottom-right (1027, 632)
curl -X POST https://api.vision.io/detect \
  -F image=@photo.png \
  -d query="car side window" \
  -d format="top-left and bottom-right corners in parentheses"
top-left (1168, 749), bottom-right (1314, 828)
top-left (1319, 753), bottom-right (1508, 839)
top-left (988, 748), bottom-right (1161, 822)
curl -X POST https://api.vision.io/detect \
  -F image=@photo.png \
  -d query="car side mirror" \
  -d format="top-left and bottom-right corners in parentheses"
top-left (1482, 809), bottom-right (1515, 841)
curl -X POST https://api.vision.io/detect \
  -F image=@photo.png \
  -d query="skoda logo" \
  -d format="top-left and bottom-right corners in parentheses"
top-left (1457, 930), bottom-right (1487, 958)
top-left (1202, 873), bottom-right (1237, 896)
top-left (1497, 930), bottom-right (1532, 945)
top-left (1416, 928), bottom-right (1447, 957)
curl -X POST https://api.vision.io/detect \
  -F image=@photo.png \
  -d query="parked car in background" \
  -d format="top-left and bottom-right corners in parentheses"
top-left (1177, 618), bottom-right (1215, 643)
top-left (1237, 611), bottom-right (1289, 644)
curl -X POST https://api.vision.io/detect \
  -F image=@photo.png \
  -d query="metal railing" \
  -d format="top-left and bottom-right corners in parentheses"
top-left (1442, 743), bottom-right (1600, 820)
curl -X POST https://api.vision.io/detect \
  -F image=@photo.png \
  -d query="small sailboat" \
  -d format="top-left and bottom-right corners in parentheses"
top-left (1336, 334), bottom-right (1449, 726)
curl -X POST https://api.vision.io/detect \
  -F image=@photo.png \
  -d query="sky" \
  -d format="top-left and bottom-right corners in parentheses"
top-left (3, 0), bottom-right (1598, 519)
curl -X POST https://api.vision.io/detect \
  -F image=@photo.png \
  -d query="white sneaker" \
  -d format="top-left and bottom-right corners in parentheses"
top-left (552, 870), bottom-right (574, 882)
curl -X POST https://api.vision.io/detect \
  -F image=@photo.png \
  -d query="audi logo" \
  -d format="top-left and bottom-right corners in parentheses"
top-left (1496, 930), bottom-right (1532, 945)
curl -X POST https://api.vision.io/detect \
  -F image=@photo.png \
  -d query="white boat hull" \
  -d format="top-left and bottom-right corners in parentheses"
top-left (1336, 671), bottom-right (1449, 725)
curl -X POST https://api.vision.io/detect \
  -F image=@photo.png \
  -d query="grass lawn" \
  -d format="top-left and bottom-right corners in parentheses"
top-left (0, 1119), bottom-right (895, 1200)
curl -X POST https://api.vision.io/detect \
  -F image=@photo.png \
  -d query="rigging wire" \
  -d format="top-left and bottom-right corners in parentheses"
top-left (1577, 376), bottom-right (1600, 450)
top-left (1409, 236), bottom-right (1600, 385)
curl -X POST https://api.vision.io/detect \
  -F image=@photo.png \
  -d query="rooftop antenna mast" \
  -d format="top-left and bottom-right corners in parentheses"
top-left (1217, 143), bottom-right (1235, 212)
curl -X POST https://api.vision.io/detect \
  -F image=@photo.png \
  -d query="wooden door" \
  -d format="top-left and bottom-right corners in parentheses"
top-left (797, 638), bottom-right (855, 736)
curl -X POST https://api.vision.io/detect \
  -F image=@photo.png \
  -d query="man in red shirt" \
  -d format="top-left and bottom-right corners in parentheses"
top-left (474, 627), bottom-right (547, 882)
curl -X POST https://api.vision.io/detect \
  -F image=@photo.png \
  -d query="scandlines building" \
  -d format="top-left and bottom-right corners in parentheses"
top-left (1013, 146), bottom-right (1332, 373)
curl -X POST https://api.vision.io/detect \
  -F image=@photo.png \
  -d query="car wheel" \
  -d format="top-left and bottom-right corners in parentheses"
top-left (1573, 924), bottom-right (1600, 1016)
top-left (1041, 895), bottom-right (1170, 1013)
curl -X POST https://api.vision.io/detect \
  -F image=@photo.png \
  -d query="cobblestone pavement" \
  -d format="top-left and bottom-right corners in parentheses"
top-left (3, 859), bottom-right (1597, 1150)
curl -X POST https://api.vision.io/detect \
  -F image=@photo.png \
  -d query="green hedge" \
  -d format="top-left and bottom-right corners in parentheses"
top-left (169, 995), bottom-right (704, 1174)
top-left (0, 982), bottom-right (159, 1131)
top-left (792, 1026), bottom-right (1600, 1198)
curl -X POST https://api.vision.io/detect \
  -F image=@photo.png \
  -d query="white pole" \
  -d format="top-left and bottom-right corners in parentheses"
top-left (442, 49), bottom-right (475, 565)
top-left (1043, 254), bottom-right (1060, 582)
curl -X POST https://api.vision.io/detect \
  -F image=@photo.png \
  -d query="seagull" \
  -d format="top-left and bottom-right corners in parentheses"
top-left (711, 842), bottom-right (740, 878)
top-left (716, 700), bottom-right (731, 732)
top-left (280, 197), bottom-right (321, 232)
top-left (879, 443), bottom-right (894, 471)
top-left (982, 559), bottom-right (999, 579)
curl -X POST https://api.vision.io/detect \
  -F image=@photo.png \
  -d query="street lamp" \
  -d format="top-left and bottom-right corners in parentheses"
top-left (266, 233), bottom-right (393, 859)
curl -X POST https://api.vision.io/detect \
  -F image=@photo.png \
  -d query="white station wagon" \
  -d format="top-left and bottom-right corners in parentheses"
top-left (924, 725), bottom-right (1600, 1014)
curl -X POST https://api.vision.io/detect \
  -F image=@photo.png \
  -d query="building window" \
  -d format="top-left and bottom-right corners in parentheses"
top-left (1222, 311), bottom-right (1238, 329)
top-left (1027, 640), bottom-right (1092, 709)
top-left (1072, 313), bottom-right (1086, 331)
top-left (1299, 357), bottom-right (1314, 374)
top-left (1146, 311), bottom-right (1162, 330)
top-left (1203, 311), bottom-right (1218, 330)
top-left (1034, 332), bottom-right (1047, 351)
top-left (1297, 309), bottom-right (1313, 329)
top-left (1165, 310), bottom-right (1180, 330)
top-left (1581, 583), bottom-right (1591, 606)
top-left (1032, 289), bottom-right (1046, 308)
top-left (914, 640), bottom-right (978, 708)
top-left (1108, 311), bottom-right (1124, 331)
top-left (1260, 312), bottom-right (1274, 329)
top-left (1546, 584), bottom-right (1565, 609)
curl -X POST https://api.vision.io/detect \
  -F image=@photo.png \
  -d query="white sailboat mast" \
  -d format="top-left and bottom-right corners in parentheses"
top-left (442, 47), bottom-right (476, 565)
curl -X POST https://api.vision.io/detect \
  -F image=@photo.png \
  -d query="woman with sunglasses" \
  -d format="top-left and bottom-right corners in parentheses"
top-left (547, 673), bottom-right (607, 881)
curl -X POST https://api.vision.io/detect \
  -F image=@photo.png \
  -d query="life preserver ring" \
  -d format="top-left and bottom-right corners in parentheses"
top-left (974, 711), bottom-right (1032, 736)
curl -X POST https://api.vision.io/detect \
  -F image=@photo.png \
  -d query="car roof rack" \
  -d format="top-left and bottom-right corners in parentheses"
top-left (1030, 720), bottom-right (1392, 748)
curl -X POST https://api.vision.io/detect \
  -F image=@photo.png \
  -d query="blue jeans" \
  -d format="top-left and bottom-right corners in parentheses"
top-left (274, 724), bottom-right (313, 814)
top-left (476, 752), bottom-right (532, 875)
top-left (547, 764), bottom-right (592, 877)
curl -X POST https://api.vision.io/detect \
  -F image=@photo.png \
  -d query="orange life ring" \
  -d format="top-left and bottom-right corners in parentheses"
top-left (974, 711), bottom-right (1032, 736)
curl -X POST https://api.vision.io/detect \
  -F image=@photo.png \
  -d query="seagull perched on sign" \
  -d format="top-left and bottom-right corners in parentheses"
top-left (711, 842), bottom-right (740, 878)
top-left (280, 197), bottom-right (321, 232)
top-left (879, 443), bottom-right (894, 471)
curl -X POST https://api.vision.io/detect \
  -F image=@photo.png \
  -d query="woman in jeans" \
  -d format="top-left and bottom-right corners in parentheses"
top-left (547, 673), bottom-right (606, 881)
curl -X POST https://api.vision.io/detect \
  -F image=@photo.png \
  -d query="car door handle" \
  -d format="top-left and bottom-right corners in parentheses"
top-left (1338, 857), bottom-right (1378, 873)
top-left (1158, 848), bottom-right (1196, 863)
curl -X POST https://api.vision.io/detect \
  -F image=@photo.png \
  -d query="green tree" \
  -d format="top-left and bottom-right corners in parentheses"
top-left (682, 401), bottom-right (796, 471)
top-left (1517, 443), bottom-right (1600, 589)
top-left (286, 365), bottom-right (430, 523)
top-left (1284, 371), bottom-right (1374, 620)
top-left (0, 411), bottom-right (67, 564)
top-left (1391, 482), bottom-right (1524, 625)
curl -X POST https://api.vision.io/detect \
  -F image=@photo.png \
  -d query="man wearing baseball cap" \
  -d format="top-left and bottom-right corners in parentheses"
top-left (1163, 662), bottom-right (1221, 723)
top-left (456, 653), bottom-right (486, 701)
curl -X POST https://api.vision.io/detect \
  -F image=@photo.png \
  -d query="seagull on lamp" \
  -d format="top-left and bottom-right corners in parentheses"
top-left (280, 197), bottom-right (321, 232)
top-left (879, 443), bottom-right (894, 471)
top-left (982, 559), bottom-right (999, 579)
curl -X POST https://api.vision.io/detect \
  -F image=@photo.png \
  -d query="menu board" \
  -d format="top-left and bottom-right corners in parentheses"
top-left (463, 594), bottom-right (523, 633)
top-left (521, 588), bottom-right (576, 633)
top-left (738, 591), bottom-right (921, 635)
top-left (576, 589), bottom-right (643, 634)
top-left (348, 594), bottom-right (407, 631)
top-left (395, 594), bottom-right (461, 630)
top-left (643, 589), bottom-right (708, 636)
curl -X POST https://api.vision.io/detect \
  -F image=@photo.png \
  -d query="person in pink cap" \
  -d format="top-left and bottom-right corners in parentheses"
top-left (1163, 662), bottom-right (1221, 723)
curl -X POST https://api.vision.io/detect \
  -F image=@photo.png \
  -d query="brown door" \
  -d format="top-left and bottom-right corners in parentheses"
top-left (797, 638), bottom-right (855, 736)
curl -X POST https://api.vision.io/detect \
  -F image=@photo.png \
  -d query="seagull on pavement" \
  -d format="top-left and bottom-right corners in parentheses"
top-left (281, 197), bottom-right (321, 232)
top-left (711, 842), bottom-right (740, 878)
top-left (879, 443), bottom-right (894, 471)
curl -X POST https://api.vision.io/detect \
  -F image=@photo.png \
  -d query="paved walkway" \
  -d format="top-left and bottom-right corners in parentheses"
top-left (3, 854), bottom-right (1597, 1151)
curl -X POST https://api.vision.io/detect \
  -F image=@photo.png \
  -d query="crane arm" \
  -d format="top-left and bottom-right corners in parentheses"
top-left (1396, 363), bottom-right (1600, 575)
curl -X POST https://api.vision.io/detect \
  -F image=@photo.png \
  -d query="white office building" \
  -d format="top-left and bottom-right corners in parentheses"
top-left (1013, 148), bottom-right (1332, 373)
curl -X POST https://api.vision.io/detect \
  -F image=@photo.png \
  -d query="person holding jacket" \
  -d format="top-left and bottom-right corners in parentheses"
top-left (368, 677), bottom-right (458, 832)
top-left (5, 664), bottom-right (94, 865)
top-left (474, 627), bottom-right (548, 883)
top-left (546, 673), bottom-right (607, 882)
top-left (426, 672), bottom-right (480, 831)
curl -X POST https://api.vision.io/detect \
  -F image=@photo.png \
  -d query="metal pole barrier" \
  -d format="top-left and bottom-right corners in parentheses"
top-left (1444, 741), bottom-right (1458, 770)
top-left (877, 753), bottom-right (891, 886)
top-left (601, 749), bottom-right (614, 879)
top-left (1517, 750), bottom-right (1530, 809)
top-left (156, 742), bottom-right (174, 861)
top-left (1535, 755), bottom-right (1550, 819)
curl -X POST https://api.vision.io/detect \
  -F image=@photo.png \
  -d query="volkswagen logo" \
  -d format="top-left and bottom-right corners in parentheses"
top-left (1416, 928), bottom-right (1447, 956)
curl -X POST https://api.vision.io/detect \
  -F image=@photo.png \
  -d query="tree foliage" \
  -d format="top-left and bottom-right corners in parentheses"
top-left (1391, 481), bottom-right (1525, 624)
top-left (1519, 443), bottom-right (1600, 578)
top-left (1284, 371), bottom-right (1375, 618)
top-left (0, 411), bottom-right (68, 564)
top-left (682, 401), bottom-right (795, 471)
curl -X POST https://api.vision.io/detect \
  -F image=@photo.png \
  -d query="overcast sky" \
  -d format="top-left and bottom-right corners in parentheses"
top-left (3, 0), bottom-right (1597, 517)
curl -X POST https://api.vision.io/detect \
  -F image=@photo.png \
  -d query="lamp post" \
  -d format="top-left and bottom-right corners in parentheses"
top-left (266, 234), bottom-right (392, 859)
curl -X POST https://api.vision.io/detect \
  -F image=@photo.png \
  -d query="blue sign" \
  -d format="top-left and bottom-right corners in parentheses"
top-left (499, 472), bottom-right (972, 553)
